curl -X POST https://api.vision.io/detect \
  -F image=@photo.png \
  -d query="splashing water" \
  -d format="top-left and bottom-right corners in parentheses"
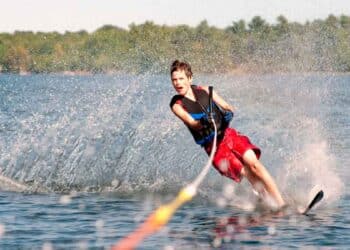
top-left (0, 73), bottom-right (346, 203)
top-left (0, 73), bottom-right (349, 249)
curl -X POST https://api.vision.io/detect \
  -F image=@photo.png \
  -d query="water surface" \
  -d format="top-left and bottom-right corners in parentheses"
top-left (0, 73), bottom-right (348, 249)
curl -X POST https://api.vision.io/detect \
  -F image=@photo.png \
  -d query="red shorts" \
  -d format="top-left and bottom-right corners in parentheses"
top-left (205, 128), bottom-right (261, 182)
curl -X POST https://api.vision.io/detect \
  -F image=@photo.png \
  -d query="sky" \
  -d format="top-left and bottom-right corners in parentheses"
top-left (0, 0), bottom-right (349, 33)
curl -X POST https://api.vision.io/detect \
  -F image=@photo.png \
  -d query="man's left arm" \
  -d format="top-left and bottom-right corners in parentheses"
top-left (212, 91), bottom-right (235, 112)
top-left (202, 86), bottom-right (235, 112)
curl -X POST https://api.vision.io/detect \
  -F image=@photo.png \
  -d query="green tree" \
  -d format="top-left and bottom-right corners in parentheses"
top-left (248, 16), bottom-right (269, 33)
top-left (0, 15), bottom-right (350, 74)
top-left (226, 20), bottom-right (246, 34)
top-left (4, 45), bottom-right (31, 72)
top-left (340, 15), bottom-right (350, 29)
top-left (275, 15), bottom-right (290, 35)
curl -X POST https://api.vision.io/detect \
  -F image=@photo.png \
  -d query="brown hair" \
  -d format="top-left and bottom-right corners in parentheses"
top-left (170, 60), bottom-right (193, 78)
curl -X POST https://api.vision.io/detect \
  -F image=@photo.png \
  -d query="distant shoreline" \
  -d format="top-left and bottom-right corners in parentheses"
top-left (2, 69), bottom-right (349, 77)
top-left (1, 15), bottom-right (350, 75)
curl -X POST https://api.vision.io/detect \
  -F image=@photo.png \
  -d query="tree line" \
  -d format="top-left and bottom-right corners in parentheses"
top-left (0, 14), bottom-right (349, 74)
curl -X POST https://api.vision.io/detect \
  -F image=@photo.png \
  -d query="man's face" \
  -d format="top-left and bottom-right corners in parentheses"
top-left (171, 70), bottom-right (192, 96)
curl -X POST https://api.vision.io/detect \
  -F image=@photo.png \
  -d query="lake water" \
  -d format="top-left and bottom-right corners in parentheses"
top-left (0, 73), bottom-right (349, 249)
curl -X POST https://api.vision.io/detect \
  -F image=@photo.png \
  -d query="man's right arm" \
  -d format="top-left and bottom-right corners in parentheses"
top-left (171, 103), bottom-right (202, 130)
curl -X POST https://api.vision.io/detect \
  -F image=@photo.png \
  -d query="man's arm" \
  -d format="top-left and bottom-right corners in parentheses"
top-left (213, 91), bottom-right (235, 112)
top-left (201, 86), bottom-right (235, 112)
top-left (171, 103), bottom-right (202, 130)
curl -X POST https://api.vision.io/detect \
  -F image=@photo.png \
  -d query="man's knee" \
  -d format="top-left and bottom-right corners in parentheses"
top-left (243, 149), bottom-right (258, 165)
top-left (243, 150), bottom-right (263, 176)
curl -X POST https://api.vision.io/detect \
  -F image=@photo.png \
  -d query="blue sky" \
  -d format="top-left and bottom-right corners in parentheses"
top-left (0, 0), bottom-right (349, 33)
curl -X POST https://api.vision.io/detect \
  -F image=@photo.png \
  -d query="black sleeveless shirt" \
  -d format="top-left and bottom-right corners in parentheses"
top-left (170, 85), bottom-right (228, 146)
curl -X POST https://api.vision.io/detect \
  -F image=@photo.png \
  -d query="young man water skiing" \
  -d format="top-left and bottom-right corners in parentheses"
top-left (169, 60), bottom-right (286, 209)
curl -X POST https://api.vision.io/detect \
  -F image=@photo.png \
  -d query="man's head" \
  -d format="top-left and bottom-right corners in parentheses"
top-left (170, 60), bottom-right (193, 96)
top-left (170, 60), bottom-right (193, 79)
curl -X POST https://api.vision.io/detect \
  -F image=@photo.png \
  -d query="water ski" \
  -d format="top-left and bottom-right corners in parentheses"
top-left (300, 190), bottom-right (324, 215)
top-left (229, 189), bottom-right (324, 216)
top-left (253, 189), bottom-right (324, 216)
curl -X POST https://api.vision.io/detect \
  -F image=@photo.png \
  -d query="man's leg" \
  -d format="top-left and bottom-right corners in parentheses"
top-left (241, 149), bottom-right (285, 208)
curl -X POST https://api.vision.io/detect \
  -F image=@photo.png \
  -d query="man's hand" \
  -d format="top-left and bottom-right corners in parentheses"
top-left (199, 115), bottom-right (212, 128)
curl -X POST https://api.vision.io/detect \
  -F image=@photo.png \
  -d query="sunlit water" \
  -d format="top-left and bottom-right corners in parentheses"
top-left (0, 73), bottom-right (349, 249)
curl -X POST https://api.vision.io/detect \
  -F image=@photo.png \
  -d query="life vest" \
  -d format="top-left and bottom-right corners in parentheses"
top-left (170, 85), bottom-right (228, 146)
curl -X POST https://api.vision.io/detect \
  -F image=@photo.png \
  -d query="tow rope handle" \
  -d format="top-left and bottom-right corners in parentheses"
top-left (208, 86), bottom-right (214, 122)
